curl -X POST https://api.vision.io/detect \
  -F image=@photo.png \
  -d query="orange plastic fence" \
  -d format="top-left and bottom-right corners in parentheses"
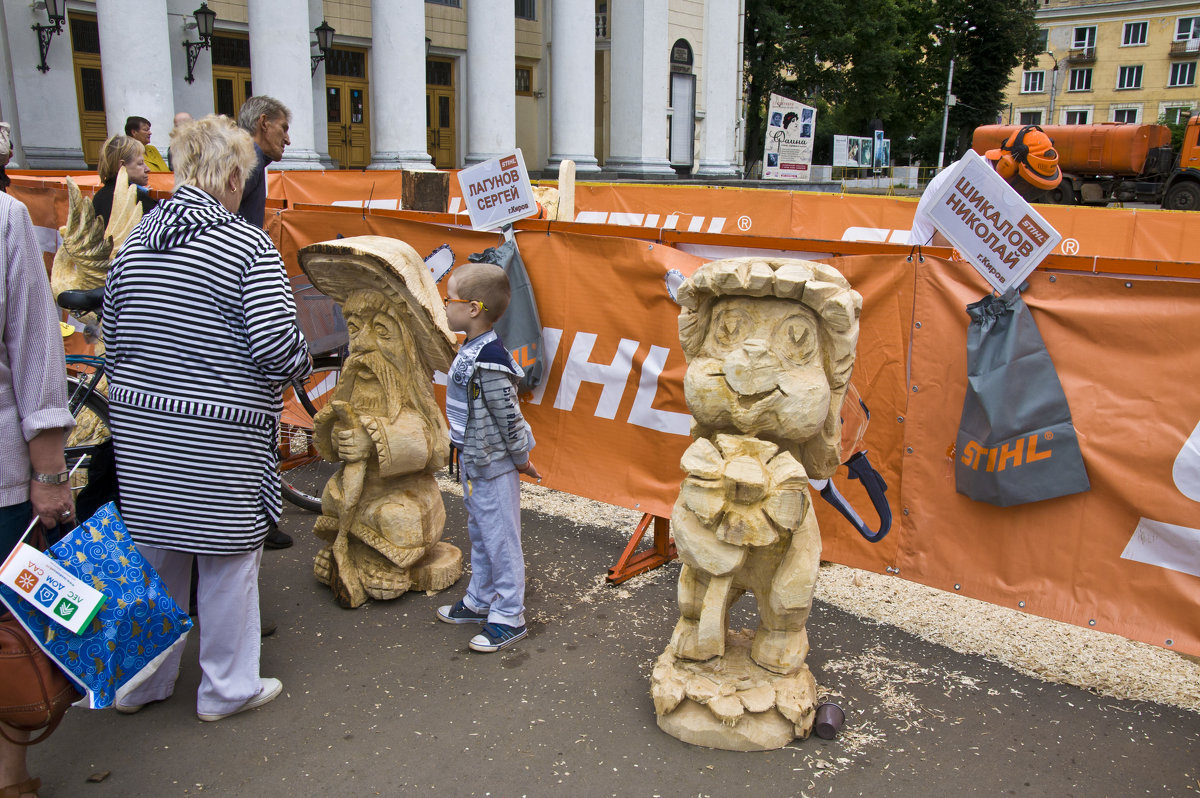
top-left (11, 174), bottom-right (1200, 657)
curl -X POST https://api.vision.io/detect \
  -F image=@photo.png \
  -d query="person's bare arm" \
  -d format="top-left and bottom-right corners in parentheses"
top-left (28, 427), bottom-right (72, 527)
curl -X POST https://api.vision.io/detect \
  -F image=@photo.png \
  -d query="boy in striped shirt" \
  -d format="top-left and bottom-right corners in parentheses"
top-left (437, 263), bottom-right (539, 652)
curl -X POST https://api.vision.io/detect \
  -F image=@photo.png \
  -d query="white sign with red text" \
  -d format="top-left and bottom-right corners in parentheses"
top-left (456, 149), bottom-right (538, 231)
top-left (926, 150), bottom-right (1062, 293)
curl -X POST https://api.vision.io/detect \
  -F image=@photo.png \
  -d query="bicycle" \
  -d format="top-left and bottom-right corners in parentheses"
top-left (56, 287), bottom-right (339, 512)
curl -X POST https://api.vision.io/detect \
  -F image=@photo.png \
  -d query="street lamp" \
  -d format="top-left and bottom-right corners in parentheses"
top-left (32, 0), bottom-right (66, 74)
top-left (935, 23), bottom-right (976, 172)
top-left (182, 3), bottom-right (217, 84)
top-left (310, 20), bottom-right (335, 75)
top-left (1044, 51), bottom-right (1061, 125)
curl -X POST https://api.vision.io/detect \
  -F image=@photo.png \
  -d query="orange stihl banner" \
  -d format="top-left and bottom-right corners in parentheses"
top-left (12, 174), bottom-right (1200, 658)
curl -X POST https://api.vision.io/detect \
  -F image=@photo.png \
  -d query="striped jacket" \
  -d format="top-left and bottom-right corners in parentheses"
top-left (462, 337), bottom-right (535, 479)
top-left (104, 185), bottom-right (310, 425)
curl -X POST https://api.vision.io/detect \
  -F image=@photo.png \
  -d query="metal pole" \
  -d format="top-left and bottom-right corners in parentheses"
top-left (937, 56), bottom-right (955, 171)
top-left (1047, 55), bottom-right (1059, 124)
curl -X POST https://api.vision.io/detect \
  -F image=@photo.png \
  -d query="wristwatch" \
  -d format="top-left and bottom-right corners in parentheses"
top-left (32, 470), bottom-right (70, 485)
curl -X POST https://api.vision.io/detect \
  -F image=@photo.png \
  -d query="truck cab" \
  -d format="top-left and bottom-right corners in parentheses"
top-left (1163, 113), bottom-right (1200, 211)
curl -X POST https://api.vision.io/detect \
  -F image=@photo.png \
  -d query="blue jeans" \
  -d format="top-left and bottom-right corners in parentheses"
top-left (0, 500), bottom-right (33, 559)
top-left (461, 464), bottom-right (526, 627)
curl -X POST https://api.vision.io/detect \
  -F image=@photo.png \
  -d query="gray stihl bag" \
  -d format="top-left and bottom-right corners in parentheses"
top-left (467, 238), bottom-right (544, 393)
top-left (955, 289), bottom-right (1090, 506)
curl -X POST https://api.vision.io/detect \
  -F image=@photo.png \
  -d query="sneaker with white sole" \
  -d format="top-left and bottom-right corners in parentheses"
top-left (437, 600), bottom-right (488, 624)
top-left (468, 623), bottom-right (527, 653)
top-left (197, 677), bottom-right (283, 722)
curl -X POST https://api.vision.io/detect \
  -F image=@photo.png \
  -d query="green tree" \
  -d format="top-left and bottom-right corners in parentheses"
top-left (742, 0), bottom-right (1043, 169)
top-left (931, 0), bottom-right (1043, 162)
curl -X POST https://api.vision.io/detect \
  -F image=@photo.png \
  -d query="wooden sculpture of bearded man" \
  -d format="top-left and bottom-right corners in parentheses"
top-left (299, 236), bottom-right (462, 608)
top-left (651, 257), bottom-right (861, 751)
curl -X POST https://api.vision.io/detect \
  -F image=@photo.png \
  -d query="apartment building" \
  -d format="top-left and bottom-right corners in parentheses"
top-left (1001, 0), bottom-right (1199, 128)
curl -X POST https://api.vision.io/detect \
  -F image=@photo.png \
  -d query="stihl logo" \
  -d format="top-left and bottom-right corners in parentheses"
top-left (961, 433), bottom-right (1053, 472)
top-left (1018, 215), bottom-right (1050, 247)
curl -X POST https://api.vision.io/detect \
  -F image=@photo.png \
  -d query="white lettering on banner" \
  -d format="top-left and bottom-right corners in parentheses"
top-left (627, 345), bottom-right (692, 435)
top-left (609, 212), bottom-right (646, 226)
top-left (553, 333), bottom-right (640, 419)
top-left (553, 211), bottom-right (727, 233)
top-left (1173, 419), bottom-right (1200, 501)
top-left (1121, 418), bottom-right (1200, 577)
top-left (331, 199), bottom-right (401, 210)
top-left (1121, 518), bottom-right (1200, 579)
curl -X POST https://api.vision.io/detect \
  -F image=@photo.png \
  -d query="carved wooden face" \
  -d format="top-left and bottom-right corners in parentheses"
top-left (684, 296), bottom-right (831, 441)
top-left (338, 290), bottom-right (420, 414)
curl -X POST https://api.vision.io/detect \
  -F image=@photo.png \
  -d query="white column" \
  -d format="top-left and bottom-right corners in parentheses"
top-left (2, 0), bottom-right (86, 167)
top-left (464, 2), bottom-right (515, 165)
top-left (694, 0), bottom-right (740, 178)
top-left (310, 0), bottom-right (332, 167)
top-left (96, 0), bottom-right (175, 150)
top-left (0, 0), bottom-right (26, 165)
top-left (547, 0), bottom-right (599, 173)
top-left (247, 0), bottom-right (322, 168)
top-left (368, 0), bottom-right (433, 170)
top-left (604, 0), bottom-right (674, 177)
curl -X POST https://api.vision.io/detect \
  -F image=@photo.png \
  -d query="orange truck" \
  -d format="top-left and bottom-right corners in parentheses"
top-left (972, 114), bottom-right (1200, 210)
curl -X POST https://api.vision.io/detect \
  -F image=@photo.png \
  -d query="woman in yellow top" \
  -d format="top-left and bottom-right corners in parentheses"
top-left (124, 116), bottom-right (169, 172)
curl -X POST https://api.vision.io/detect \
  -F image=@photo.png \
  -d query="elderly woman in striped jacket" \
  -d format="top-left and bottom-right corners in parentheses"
top-left (102, 115), bottom-right (311, 722)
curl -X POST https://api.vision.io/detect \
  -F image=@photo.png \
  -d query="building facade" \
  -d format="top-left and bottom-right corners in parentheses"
top-left (0, 0), bottom-right (744, 177)
top-left (1001, 0), bottom-right (1199, 128)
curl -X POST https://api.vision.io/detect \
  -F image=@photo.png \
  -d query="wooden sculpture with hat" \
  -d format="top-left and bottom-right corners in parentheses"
top-left (651, 257), bottom-right (862, 751)
top-left (298, 236), bottom-right (462, 608)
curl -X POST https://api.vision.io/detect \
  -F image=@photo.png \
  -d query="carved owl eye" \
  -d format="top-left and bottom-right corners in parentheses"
top-left (774, 313), bottom-right (818, 365)
top-left (710, 307), bottom-right (753, 349)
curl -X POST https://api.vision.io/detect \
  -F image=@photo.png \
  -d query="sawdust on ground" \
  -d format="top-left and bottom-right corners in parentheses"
top-left (445, 476), bottom-right (1200, 717)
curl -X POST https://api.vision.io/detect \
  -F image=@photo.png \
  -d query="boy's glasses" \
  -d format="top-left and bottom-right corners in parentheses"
top-left (444, 297), bottom-right (487, 312)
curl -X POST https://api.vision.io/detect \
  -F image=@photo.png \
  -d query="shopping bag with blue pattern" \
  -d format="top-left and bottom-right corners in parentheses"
top-left (0, 502), bottom-right (192, 709)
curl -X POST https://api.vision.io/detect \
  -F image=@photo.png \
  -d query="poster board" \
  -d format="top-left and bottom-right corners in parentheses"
top-left (763, 94), bottom-right (815, 180)
top-left (833, 135), bottom-right (889, 168)
top-left (455, 149), bottom-right (537, 230)
top-left (922, 150), bottom-right (1062, 293)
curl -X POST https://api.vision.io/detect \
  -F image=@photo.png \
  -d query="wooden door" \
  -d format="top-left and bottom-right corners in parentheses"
top-left (211, 35), bottom-right (252, 119)
top-left (212, 66), bottom-right (252, 119)
top-left (325, 76), bottom-right (371, 168)
top-left (69, 16), bottom-right (106, 167)
top-left (426, 57), bottom-right (456, 168)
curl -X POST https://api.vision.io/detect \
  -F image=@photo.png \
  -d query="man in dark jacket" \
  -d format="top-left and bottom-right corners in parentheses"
top-left (235, 96), bottom-right (291, 229)
top-left (236, 96), bottom-right (294, 549)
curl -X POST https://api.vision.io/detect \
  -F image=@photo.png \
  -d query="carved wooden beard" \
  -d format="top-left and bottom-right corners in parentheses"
top-left (340, 350), bottom-right (410, 417)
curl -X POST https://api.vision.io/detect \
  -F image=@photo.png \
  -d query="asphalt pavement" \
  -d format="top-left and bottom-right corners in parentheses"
top-left (31, 494), bottom-right (1200, 797)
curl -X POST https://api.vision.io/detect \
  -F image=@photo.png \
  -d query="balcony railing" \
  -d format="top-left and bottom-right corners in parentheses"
top-left (596, 12), bottom-right (608, 39)
top-left (1067, 46), bottom-right (1096, 63)
top-left (1170, 39), bottom-right (1200, 57)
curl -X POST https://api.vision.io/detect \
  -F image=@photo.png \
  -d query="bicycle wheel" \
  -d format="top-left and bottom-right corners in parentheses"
top-left (279, 356), bottom-right (342, 512)
top-left (65, 375), bottom-right (112, 499)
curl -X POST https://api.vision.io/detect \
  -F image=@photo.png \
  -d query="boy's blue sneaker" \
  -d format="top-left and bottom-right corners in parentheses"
top-left (468, 623), bottom-right (527, 653)
top-left (437, 600), bottom-right (488, 624)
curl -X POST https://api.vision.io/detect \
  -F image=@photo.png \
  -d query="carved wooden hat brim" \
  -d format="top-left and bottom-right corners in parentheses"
top-left (299, 235), bottom-right (458, 374)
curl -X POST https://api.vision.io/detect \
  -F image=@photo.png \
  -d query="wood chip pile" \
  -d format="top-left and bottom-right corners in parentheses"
top-left (439, 476), bottom-right (1200, 715)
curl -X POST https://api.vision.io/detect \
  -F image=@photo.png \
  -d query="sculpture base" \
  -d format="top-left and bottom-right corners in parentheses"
top-left (650, 629), bottom-right (818, 751)
top-left (410, 541), bottom-right (463, 592)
